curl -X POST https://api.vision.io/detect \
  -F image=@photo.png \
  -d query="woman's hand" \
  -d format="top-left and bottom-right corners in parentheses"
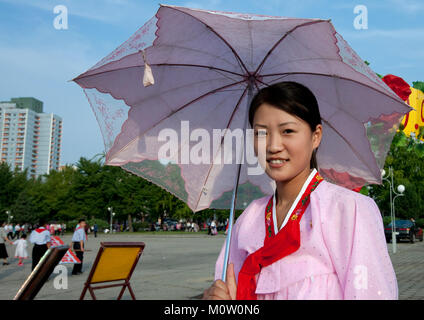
top-left (202, 263), bottom-right (237, 300)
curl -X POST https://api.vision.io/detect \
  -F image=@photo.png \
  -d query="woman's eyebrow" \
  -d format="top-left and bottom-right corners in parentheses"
top-left (278, 122), bottom-right (297, 126)
top-left (254, 121), bottom-right (297, 128)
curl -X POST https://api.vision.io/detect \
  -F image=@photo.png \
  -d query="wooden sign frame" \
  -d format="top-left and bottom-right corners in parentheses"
top-left (14, 245), bottom-right (69, 300)
top-left (80, 242), bottom-right (145, 300)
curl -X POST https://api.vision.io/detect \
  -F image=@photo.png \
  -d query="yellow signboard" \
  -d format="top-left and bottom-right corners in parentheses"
top-left (80, 242), bottom-right (145, 300)
top-left (91, 247), bottom-right (142, 283)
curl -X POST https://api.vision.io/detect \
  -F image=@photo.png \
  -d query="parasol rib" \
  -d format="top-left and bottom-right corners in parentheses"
top-left (254, 20), bottom-right (329, 76)
top-left (193, 86), bottom-right (249, 211)
top-left (260, 71), bottom-right (409, 107)
top-left (167, 5), bottom-right (250, 75)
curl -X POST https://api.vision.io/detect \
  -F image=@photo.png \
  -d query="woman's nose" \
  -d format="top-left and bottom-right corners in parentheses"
top-left (267, 132), bottom-right (285, 154)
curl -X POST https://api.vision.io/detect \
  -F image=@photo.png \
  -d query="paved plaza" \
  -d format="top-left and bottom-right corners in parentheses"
top-left (0, 232), bottom-right (423, 300)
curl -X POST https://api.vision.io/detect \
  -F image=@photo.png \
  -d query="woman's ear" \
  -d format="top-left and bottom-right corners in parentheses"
top-left (312, 124), bottom-right (322, 149)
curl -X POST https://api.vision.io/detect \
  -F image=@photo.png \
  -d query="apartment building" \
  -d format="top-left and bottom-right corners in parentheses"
top-left (0, 97), bottom-right (62, 178)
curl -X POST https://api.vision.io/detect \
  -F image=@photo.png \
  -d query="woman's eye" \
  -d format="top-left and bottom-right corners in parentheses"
top-left (282, 129), bottom-right (293, 134)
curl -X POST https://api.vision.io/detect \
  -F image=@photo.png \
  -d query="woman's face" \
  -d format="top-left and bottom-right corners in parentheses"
top-left (252, 103), bottom-right (322, 182)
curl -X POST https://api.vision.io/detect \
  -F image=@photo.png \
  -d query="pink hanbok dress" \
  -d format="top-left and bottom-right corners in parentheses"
top-left (215, 169), bottom-right (398, 300)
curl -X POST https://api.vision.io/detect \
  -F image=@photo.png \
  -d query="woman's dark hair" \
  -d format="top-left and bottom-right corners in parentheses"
top-left (249, 81), bottom-right (322, 169)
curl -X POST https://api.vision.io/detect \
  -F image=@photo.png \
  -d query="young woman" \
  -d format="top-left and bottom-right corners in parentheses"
top-left (203, 82), bottom-right (397, 300)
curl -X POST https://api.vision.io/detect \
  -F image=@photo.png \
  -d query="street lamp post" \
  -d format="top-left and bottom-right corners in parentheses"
top-left (382, 167), bottom-right (405, 254)
top-left (6, 211), bottom-right (13, 224)
top-left (108, 207), bottom-right (115, 234)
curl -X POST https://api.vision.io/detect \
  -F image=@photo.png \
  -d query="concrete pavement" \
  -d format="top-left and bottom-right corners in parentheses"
top-left (0, 232), bottom-right (422, 300)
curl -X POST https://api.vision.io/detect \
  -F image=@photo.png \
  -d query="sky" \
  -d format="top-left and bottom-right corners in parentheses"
top-left (0, 0), bottom-right (423, 165)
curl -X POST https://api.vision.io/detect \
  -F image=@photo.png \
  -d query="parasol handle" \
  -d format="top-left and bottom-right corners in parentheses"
top-left (221, 79), bottom-right (255, 282)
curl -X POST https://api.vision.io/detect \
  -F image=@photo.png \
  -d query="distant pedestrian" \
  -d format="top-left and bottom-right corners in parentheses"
top-left (6, 224), bottom-right (14, 240)
top-left (71, 218), bottom-right (87, 275)
top-left (29, 219), bottom-right (51, 270)
top-left (1, 221), bottom-right (13, 265)
top-left (14, 224), bottom-right (21, 239)
top-left (13, 234), bottom-right (28, 266)
top-left (193, 223), bottom-right (199, 232)
top-left (93, 224), bottom-right (98, 238)
top-left (210, 220), bottom-right (217, 236)
top-left (22, 223), bottom-right (29, 236)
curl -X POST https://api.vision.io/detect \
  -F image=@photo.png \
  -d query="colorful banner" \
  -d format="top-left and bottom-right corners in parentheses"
top-left (401, 87), bottom-right (424, 140)
top-left (50, 236), bottom-right (81, 264)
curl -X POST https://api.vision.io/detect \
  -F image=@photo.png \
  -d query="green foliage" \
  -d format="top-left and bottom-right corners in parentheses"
top-left (132, 221), bottom-right (150, 231)
top-left (0, 157), bottom-right (229, 227)
top-left (87, 218), bottom-right (109, 231)
top-left (416, 218), bottom-right (424, 228)
top-left (383, 216), bottom-right (394, 226)
top-left (369, 127), bottom-right (424, 220)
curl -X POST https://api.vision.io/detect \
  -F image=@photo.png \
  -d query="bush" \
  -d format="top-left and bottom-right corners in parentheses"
top-left (132, 221), bottom-right (150, 232)
top-left (415, 218), bottom-right (424, 229)
top-left (67, 220), bottom-right (79, 232)
top-left (88, 218), bottom-right (109, 231)
top-left (383, 216), bottom-right (393, 227)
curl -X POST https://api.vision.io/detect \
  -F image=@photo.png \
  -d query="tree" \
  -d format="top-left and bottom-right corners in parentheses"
top-left (10, 189), bottom-right (38, 224)
top-left (369, 126), bottom-right (424, 220)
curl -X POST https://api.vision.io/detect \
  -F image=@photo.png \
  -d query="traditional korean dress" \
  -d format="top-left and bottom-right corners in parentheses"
top-left (214, 168), bottom-right (398, 300)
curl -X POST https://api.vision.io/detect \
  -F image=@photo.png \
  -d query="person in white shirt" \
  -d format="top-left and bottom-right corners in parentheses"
top-left (29, 220), bottom-right (51, 270)
top-left (71, 218), bottom-right (87, 275)
top-left (14, 224), bottom-right (21, 239)
top-left (6, 224), bottom-right (13, 240)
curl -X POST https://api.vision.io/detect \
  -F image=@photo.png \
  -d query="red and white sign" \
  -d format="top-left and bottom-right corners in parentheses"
top-left (50, 236), bottom-right (81, 264)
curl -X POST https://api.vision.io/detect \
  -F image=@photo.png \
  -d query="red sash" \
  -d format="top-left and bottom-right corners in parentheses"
top-left (35, 227), bottom-right (46, 233)
top-left (236, 171), bottom-right (324, 300)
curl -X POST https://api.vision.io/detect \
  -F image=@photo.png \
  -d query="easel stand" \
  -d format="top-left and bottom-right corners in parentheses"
top-left (79, 242), bottom-right (145, 300)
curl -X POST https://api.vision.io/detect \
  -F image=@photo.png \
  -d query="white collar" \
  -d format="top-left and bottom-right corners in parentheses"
top-left (272, 168), bottom-right (317, 234)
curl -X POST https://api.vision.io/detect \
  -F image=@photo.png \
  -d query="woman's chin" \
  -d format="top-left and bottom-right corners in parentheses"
top-left (265, 166), bottom-right (292, 182)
